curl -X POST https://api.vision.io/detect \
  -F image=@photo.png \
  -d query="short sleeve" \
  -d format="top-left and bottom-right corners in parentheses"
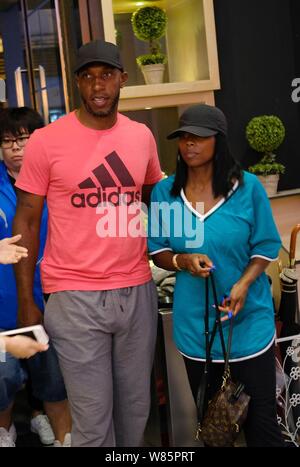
top-left (15, 131), bottom-right (49, 196)
top-left (249, 179), bottom-right (281, 261)
top-left (147, 183), bottom-right (172, 255)
top-left (144, 129), bottom-right (162, 185)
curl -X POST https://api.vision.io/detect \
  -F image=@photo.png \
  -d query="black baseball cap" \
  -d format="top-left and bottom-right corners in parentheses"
top-left (74, 39), bottom-right (124, 74)
top-left (167, 104), bottom-right (227, 139)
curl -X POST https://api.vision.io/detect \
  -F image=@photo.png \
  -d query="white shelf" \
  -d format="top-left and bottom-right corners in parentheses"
top-left (269, 188), bottom-right (300, 199)
top-left (103, 0), bottom-right (220, 111)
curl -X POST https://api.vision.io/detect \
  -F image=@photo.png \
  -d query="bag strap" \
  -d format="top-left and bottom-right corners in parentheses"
top-left (222, 306), bottom-right (234, 388)
top-left (207, 272), bottom-right (235, 366)
top-left (196, 272), bottom-right (234, 434)
top-left (208, 273), bottom-right (227, 359)
top-left (224, 312), bottom-right (234, 369)
top-left (195, 278), bottom-right (211, 427)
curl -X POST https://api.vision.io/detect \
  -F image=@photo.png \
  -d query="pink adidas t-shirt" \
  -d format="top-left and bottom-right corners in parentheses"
top-left (16, 112), bottom-right (162, 293)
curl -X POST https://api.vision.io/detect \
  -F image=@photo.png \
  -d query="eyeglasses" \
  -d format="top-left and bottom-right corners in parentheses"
top-left (1, 135), bottom-right (30, 149)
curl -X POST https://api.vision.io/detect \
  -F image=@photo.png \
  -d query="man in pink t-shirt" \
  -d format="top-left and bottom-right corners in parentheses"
top-left (13, 39), bottom-right (162, 447)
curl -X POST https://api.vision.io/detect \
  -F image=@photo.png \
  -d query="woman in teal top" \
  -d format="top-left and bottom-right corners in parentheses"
top-left (148, 104), bottom-right (284, 447)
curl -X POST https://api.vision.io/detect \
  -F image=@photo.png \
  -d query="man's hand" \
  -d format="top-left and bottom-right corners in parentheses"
top-left (3, 335), bottom-right (48, 359)
top-left (0, 235), bottom-right (28, 264)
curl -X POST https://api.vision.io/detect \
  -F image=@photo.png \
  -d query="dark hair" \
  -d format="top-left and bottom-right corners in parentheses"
top-left (171, 134), bottom-right (243, 198)
top-left (0, 107), bottom-right (44, 141)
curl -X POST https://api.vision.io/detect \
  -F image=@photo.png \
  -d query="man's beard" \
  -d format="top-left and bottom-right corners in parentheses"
top-left (81, 91), bottom-right (120, 118)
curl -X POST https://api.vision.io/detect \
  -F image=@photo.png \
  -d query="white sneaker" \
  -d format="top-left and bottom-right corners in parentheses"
top-left (0, 427), bottom-right (16, 447)
top-left (53, 432), bottom-right (71, 447)
top-left (30, 414), bottom-right (55, 446)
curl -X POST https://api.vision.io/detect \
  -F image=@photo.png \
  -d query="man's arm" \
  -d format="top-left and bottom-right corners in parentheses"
top-left (12, 189), bottom-right (45, 327)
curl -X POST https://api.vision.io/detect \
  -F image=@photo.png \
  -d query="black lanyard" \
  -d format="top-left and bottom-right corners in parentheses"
top-left (197, 273), bottom-right (235, 425)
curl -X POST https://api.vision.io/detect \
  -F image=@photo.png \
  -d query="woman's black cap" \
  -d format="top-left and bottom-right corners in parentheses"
top-left (167, 104), bottom-right (227, 139)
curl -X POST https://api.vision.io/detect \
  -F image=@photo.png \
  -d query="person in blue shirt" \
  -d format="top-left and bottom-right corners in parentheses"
top-left (0, 235), bottom-right (49, 358)
top-left (148, 104), bottom-right (284, 447)
top-left (0, 231), bottom-right (47, 357)
top-left (0, 107), bottom-right (71, 447)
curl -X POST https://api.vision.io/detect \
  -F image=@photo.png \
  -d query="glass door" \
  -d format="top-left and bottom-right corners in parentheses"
top-left (23, 0), bottom-right (68, 122)
top-left (0, 0), bottom-right (68, 122)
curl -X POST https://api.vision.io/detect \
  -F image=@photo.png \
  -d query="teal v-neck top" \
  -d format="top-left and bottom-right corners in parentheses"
top-left (148, 171), bottom-right (281, 361)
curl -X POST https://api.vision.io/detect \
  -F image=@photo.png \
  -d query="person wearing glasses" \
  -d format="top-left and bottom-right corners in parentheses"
top-left (0, 107), bottom-right (71, 447)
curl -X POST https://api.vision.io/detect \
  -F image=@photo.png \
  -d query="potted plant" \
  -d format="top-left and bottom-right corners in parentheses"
top-left (246, 115), bottom-right (286, 196)
top-left (131, 6), bottom-right (167, 85)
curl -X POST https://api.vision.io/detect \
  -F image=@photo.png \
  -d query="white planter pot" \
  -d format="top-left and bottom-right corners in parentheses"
top-left (257, 174), bottom-right (280, 197)
top-left (141, 64), bottom-right (165, 85)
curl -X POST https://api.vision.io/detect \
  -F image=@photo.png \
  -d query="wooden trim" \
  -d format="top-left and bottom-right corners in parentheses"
top-left (78, 0), bottom-right (91, 44)
top-left (89, 0), bottom-right (105, 40)
top-left (121, 79), bottom-right (219, 100)
top-left (118, 90), bottom-right (215, 112)
top-left (101, 0), bottom-right (116, 44)
top-left (54, 0), bottom-right (70, 113)
top-left (203, 0), bottom-right (221, 89)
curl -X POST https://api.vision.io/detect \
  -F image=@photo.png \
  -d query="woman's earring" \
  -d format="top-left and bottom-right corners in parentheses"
top-left (177, 154), bottom-right (181, 162)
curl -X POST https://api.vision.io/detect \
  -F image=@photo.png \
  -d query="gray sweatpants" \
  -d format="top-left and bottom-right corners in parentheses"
top-left (44, 281), bottom-right (158, 447)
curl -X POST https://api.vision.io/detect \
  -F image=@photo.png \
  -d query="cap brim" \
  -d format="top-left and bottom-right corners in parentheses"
top-left (74, 59), bottom-right (123, 74)
top-left (167, 126), bottom-right (218, 139)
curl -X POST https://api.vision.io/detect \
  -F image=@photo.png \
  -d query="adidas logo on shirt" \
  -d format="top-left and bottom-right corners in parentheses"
top-left (71, 151), bottom-right (141, 208)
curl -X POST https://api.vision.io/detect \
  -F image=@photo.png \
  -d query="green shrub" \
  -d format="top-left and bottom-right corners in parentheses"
top-left (131, 6), bottom-right (167, 45)
top-left (131, 6), bottom-right (167, 66)
top-left (246, 115), bottom-right (286, 175)
top-left (246, 115), bottom-right (285, 154)
top-left (248, 156), bottom-right (285, 176)
top-left (136, 53), bottom-right (167, 67)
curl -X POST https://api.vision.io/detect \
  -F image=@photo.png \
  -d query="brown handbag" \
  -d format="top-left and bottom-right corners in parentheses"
top-left (195, 274), bottom-right (251, 447)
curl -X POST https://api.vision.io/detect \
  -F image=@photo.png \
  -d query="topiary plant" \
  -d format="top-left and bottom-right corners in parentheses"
top-left (246, 115), bottom-right (286, 175)
top-left (131, 6), bottom-right (167, 67)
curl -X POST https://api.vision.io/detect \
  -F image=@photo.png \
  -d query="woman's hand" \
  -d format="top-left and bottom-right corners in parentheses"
top-left (219, 280), bottom-right (250, 321)
top-left (219, 257), bottom-right (270, 321)
top-left (177, 253), bottom-right (214, 277)
top-left (0, 235), bottom-right (28, 264)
